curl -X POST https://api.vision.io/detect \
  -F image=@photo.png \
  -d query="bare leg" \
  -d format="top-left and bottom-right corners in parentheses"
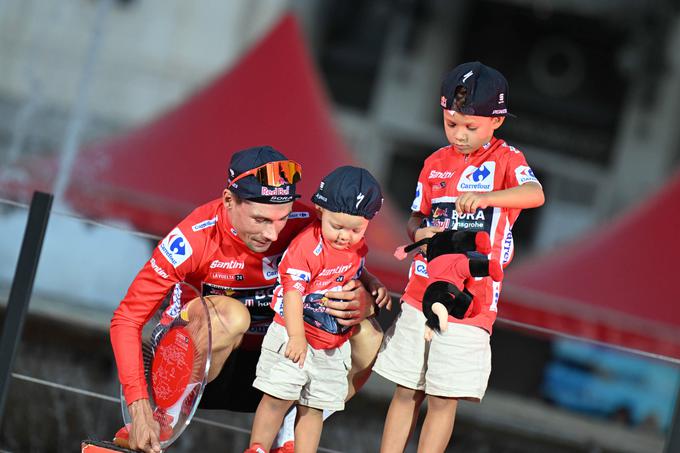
top-left (250, 394), bottom-right (295, 450)
top-left (294, 405), bottom-right (323, 453)
top-left (417, 395), bottom-right (458, 453)
top-left (347, 317), bottom-right (383, 400)
top-left (380, 385), bottom-right (426, 453)
top-left (187, 295), bottom-right (250, 382)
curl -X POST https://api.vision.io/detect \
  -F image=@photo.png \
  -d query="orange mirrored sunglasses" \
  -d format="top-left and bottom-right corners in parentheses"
top-left (228, 160), bottom-right (302, 188)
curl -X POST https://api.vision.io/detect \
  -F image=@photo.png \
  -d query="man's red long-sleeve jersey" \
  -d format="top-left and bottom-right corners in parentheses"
top-left (110, 198), bottom-right (314, 404)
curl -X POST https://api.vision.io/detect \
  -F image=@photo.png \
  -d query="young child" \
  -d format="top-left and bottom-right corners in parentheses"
top-left (374, 61), bottom-right (545, 451)
top-left (246, 166), bottom-right (388, 453)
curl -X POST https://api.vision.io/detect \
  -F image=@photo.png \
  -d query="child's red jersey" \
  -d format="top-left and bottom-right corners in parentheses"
top-left (403, 137), bottom-right (540, 333)
top-left (272, 220), bottom-right (368, 349)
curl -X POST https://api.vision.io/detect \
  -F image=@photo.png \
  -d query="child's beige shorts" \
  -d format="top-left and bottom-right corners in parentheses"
top-left (373, 303), bottom-right (491, 401)
top-left (253, 322), bottom-right (350, 411)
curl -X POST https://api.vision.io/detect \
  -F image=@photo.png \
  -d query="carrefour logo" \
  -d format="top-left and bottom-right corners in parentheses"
top-left (159, 228), bottom-right (193, 268)
top-left (414, 260), bottom-right (428, 278)
top-left (263, 253), bottom-right (283, 280)
top-left (515, 165), bottom-right (539, 185)
top-left (457, 162), bottom-right (496, 192)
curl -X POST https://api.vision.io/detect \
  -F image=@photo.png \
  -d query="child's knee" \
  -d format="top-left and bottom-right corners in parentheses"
top-left (427, 394), bottom-right (458, 412)
top-left (394, 385), bottom-right (425, 404)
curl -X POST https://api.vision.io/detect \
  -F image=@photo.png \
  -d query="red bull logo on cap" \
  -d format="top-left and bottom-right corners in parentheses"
top-left (261, 186), bottom-right (290, 196)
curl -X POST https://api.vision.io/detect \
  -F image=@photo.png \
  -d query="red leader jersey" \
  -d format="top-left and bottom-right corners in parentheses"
top-left (110, 198), bottom-right (314, 404)
top-left (271, 220), bottom-right (367, 349)
top-left (403, 137), bottom-right (540, 333)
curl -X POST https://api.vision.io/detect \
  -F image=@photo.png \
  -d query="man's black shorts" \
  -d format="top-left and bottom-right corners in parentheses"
top-left (198, 347), bottom-right (263, 413)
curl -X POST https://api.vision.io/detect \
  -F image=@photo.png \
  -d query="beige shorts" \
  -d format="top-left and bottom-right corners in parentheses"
top-left (373, 303), bottom-right (491, 400)
top-left (253, 322), bottom-right (351, 411)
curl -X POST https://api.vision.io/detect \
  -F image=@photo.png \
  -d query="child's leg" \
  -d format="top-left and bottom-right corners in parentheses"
top-left (294, 405), bottom-right (323, 453)
top-left (250, 394), bottom-right (295, 450)
top-left (417, 395), bottom-right (458, 452)
top-left (380, 385), bottom-right (426, 453)
top-left (272, 407), bottom-right (335, 448)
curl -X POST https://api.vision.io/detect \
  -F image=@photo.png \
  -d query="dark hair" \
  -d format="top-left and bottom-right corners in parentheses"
top-left (229, 190), bottom-right (243, 204)
top-left (452, 86), bottom-right (468, 112)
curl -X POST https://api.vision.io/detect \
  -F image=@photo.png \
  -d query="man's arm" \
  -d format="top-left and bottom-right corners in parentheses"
top-left (111, 244), bottom-right (189, 452)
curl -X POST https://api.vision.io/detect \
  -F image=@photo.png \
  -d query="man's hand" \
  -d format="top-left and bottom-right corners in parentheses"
top-left (127, 399), bottom-right (161, 453)
top-left (325, 279), bottom-right (374, 326)
top-left (286, 334), bottom-right (308, 368)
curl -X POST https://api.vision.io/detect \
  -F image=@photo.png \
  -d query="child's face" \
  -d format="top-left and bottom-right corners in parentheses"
top-left (442, 110), bottom-right (505, 154)
top-left (318, 207), bottom-right (370, 250)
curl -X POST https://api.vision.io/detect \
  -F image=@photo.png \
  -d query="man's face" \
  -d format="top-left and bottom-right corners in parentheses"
top-left (442, 110), bottom-right (504, 155)
top-left (223, 190), bottom-right (293, 253)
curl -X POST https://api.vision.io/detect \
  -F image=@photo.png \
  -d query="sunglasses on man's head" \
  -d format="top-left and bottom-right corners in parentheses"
top-left (228, 160), bottom-right (302, 188)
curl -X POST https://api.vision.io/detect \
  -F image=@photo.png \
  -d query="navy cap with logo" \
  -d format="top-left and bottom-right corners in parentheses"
top-left (440, 61), bottom-right (512, 117)
top-left (312, 166), bottom-right (383, 219)
top-left (227, 145), bottom-right (302, 204)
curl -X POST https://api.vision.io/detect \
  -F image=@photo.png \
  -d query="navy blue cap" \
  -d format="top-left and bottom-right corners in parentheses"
top-left (227, 145), bottom-right (301, 204)
top-left (440, 61), bottom-right (512, 117)
top-left (312, 166), bottom-right (383, 219)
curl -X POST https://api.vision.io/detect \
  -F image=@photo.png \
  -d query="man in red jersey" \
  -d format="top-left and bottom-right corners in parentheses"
top-left (110, 146), bottom-right (385, 453)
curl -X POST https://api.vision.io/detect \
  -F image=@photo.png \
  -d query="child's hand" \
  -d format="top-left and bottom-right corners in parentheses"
top-left (414, 226), bottom-right (444, 253)
top-left (285, 335), bottom-right (308, 368)
top-left (368, 279), bottom-right (391, 310)
top-left (455, 192), bottom-right (490, 215)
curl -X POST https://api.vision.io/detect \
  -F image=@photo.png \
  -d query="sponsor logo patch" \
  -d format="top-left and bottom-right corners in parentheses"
top-left (150, 258), bottom-right (169, 279)
top-left (515, 165), bottom-right (539, 185)
top-left (457, 163), bottom-right (496, 192)
top-left (159, 228), bottom-right (193, 268)
top-left (262, 253), bottom-right (283, 280)
top-left (428, 170), bottom-right (454, 179)
top-left (287, 268), bottom-right (311, 282)
top-left (502, 230), bottom-right (514, 265)
top-left (261, 186), bottom-right (290, 196)
top-left (318, 264), bottom-right (352, 277)
top-left (414, 260), bottom-right (428, 278)
top-left (191, 216), bottom-right (217, 231)
top-left (313, 239), bottom-right (323, 256)
top-left (288, 211), bottom-right (310, 219)
top-left (210, 259), bottom-right (245, 270)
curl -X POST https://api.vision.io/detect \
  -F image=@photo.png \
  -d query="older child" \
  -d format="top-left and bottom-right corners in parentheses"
top-left (246, 166), bottom-right (388, 453)
top-left (374, 61), bottom-right (545, 452)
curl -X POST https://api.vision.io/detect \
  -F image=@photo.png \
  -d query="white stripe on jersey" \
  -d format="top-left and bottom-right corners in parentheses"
top-left (489, 206), bottom-right (501, 249)
top-left (431, 195), bottom-right (458, 204)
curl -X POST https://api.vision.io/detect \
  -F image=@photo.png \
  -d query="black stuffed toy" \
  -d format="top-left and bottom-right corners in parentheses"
top-left (395, 230), bottom-right (503, 337)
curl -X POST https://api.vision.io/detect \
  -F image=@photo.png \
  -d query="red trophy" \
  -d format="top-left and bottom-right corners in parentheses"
top-left (82, 282), bottom-right (211, 452)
